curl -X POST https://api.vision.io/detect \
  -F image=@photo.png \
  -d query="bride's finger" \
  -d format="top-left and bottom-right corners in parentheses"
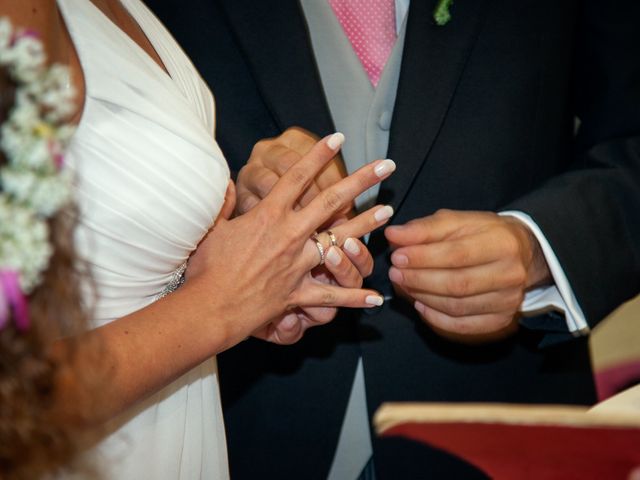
top-left (298, 159), bottom-right (396, 233)
top-left (267, 132), bottom-right (345, 210)
top-left (302, 204), bottom-right (392, 272)
top-left (290, 284), bottom-right (384, 309)
top-left (323, 204), bottom-right (394, 246)
top-left (341, 238), bottom-right (373, 278)
top-left (323, 246), bottom-right (363, 289)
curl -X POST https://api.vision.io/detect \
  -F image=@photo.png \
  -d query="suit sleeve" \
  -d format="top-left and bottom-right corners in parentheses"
top-left (504, 0), bottom-right (640, 328)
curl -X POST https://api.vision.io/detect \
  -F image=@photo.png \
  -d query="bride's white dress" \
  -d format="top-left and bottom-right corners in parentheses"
top-left (57, 0), bottom-right (230, 477)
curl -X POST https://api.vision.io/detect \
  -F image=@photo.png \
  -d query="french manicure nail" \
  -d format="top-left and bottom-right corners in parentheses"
top-left (374, 205), bottom-right (394, 222)
top-left (366, 295), bottom-right (384, 306)
top-left (343, 238), bottom-right (360, 255)
top-left (374, 159), bottom-right (396, 178)
top-left (327, 132), bottom-right (345, 150)
top-left (325, 247), bottom-right (341, 266)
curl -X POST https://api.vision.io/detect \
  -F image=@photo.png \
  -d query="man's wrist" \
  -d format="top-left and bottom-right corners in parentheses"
top-left (503, 216), bottom-right (552, 289)
top-left (498, 210), bottom-right (589, 334)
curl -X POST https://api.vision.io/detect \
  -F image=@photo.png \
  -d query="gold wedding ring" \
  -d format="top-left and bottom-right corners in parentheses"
top-left (312, 230), bottom-right (339, 266)
top-left (326, 230), bottom-right (338, 247)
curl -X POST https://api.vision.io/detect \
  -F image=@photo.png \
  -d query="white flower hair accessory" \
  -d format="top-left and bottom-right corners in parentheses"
top-left (0, 17), bottom-right (75, 331)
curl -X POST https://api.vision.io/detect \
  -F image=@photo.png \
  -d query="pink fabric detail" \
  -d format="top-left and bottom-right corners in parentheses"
top-left (0, 280), bottom-right (8, 330)
top-left (329, 0), bottom-right (397, 87)
top-left (0, 271), bottom-right (30, 331)
top-left (595, 360), bottom-right (640, 401)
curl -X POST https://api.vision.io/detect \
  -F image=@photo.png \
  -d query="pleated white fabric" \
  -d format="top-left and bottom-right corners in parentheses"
top-left (56, 0), bottom-right (230, 477)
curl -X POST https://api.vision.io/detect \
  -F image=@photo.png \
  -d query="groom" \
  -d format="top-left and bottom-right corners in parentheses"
top-left (149, 0), bottom-right (640, 478)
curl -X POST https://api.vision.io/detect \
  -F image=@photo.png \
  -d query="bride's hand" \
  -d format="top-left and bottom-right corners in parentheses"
top-left (185, 133), bottom-right (395, 348)
top-left (235, 128), bottom-right (386, 344)
top-left (249, 197), bottom-right (394, 345)
top-left (252, 236), bottom-right (372, 344)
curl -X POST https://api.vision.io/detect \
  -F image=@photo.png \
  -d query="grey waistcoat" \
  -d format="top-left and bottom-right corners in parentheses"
top-left (299, 1), bottom-right (408, 478)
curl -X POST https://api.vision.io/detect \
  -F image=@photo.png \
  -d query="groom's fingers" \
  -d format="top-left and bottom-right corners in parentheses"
top-left (299, 306), bottom-right (338, 325)
top-left (218, 180), bottom-right (237, 220)
top-left (269, 313), bottom-right (305, 345)
top-left (236, 163), bottom-right (278, 213)
top-left (235, 188), bottom-right (260, 215)
top-left (239, 127), bottom-right (330, 211)
top-left (268, 133), bottom-right (345, 210)
top-left (252, 144), bottom-right (325, 209)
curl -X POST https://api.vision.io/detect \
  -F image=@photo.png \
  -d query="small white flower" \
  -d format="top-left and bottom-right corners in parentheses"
top-left (31, 173), bottom-right (73, 216)
top-left (9, 34), bottom-right (46, 82)
top-left (0, 199), bottom-right (52, 292)
top-left (1, 169), bottom-right (38, 201)
top-left (0, 16), bottom-right (76, 294)
top-left (0, 18), bottom-right (12, 52)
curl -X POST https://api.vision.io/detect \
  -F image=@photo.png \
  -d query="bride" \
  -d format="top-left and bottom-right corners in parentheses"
top-left (1, 0), bottom-right (396, 478)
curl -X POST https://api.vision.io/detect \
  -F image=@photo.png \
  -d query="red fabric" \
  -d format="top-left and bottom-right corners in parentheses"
top-left (383, 421), bottom-right (640, 479)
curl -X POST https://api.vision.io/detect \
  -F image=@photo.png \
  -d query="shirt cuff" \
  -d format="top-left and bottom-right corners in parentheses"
top-left (499, 211), bottom-right (590, 336)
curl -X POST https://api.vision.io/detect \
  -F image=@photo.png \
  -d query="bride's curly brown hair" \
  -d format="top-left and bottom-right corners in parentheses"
top-left (0, 65), bottom-right (98, 479)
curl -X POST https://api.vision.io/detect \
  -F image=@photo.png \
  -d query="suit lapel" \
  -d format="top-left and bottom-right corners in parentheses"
top-left (365, 0), bottom-right (488, 293)
top-left (216, 0), bottom-right (335, 136)
top-left (380, 0), bottom-right (488, 210)
top-left (218, 0), bottom-right (486, 206)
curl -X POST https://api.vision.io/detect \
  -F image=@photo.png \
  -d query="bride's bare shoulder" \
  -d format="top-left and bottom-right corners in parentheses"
top-left (0, 0), bottom-right (59, 37)
top-left (0, 0), bottom-right (66, 60)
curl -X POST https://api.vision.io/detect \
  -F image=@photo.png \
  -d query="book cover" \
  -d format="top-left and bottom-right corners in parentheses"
top-left (374, 385), bottom-right (640, 479)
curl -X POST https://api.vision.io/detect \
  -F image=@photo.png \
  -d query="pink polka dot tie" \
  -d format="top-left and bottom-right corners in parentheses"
top-left (329, 0), bottom-right (397, 87)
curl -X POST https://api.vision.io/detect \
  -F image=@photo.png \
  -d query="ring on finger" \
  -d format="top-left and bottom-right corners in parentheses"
top-left (314, 230), bottom-right (339, 248)
top-left (311, 234), bottom-right (326, 265)
top-left (325, 230), bottom-right (338, 247)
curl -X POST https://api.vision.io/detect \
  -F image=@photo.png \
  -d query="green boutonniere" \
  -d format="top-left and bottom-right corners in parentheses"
top-left (433, 0), bottom-right (453, 26)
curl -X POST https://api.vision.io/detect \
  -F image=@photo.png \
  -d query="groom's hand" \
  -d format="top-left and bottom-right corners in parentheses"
top-left (236, 127), bottom-right (350, 222)
top-left (385, 210), bottom-right (552, 342)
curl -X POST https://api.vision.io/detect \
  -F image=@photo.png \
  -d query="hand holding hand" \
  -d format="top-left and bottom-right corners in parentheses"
top-left (252, 236), bottom-right (373, 344)
top-left (385, 209), bottom-right (552, 342)
top-left (234, 127), bottom-right (390, 344)
top-left (236, 127), bottom-right (350, 220)
top-left (186, 133), bottom-right (395, 348)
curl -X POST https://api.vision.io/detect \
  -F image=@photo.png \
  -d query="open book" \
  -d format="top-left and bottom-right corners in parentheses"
top-left (374, 384), bottom-right (640, 479)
